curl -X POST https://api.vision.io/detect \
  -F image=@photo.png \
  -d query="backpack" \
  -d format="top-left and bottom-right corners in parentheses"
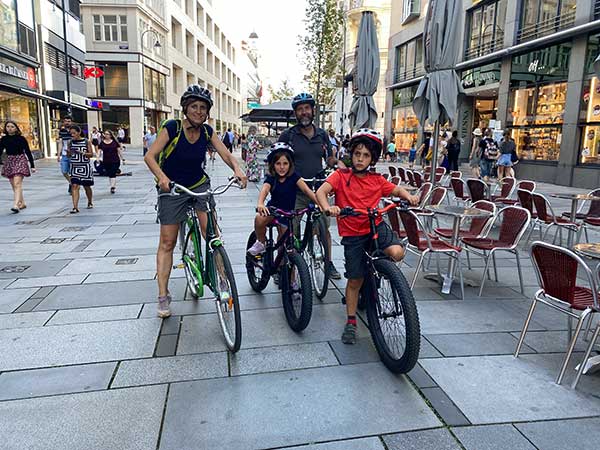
top-left (222, 131), bottom-right (231, 147)
top-left (157, 119), bottom-right (210, 169)
top-left (484, 139), bottom-right (499, 160)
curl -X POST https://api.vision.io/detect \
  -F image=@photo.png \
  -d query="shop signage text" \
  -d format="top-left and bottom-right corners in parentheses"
top-left (461, 63), bottom-right (501, 89)
top-left (0, 59), bottom-right (37, 89)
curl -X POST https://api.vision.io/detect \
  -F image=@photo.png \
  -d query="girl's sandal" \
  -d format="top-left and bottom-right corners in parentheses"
top-left (87, 203), bottom-right (94, 209)
top-left (70, 208), bottom-right (80, 214)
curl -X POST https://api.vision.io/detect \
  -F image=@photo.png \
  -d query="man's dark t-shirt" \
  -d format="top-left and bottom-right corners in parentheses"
top-left (278, 125), bottom-right (332, 178)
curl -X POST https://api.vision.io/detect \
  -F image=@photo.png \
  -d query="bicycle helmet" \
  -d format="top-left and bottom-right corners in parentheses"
top-left (291, 92), bottom-right (316, 109)
top-left (349, 128), bottom-right (383, 165)
top-left (266, 142), bottom-right (295, 164)
top-left (180, 84), bottom-right (213, 109)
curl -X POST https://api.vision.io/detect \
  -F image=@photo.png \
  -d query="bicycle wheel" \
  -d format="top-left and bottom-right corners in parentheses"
top-left (179, 220), bottom-right (203, 299)
top-left (213, 246), bottom-right (242, 352)
top-left (280, 252), bottom-right (313, 331)
top-left (365, 259), bottom-right (420, 373)
top-left (306, 217), bottom-right (330, 300)
top-left (245, 231), bottom-right (270, 292)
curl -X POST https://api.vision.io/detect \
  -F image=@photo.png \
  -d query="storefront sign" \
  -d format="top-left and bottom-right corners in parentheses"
top-left (511, 43), bottom-right (571, 84)
top-left (85, 99), bottom-right (108, 110)
top-left (461, 63), bottom-right (501, 89)
top-left (0, 57), bottom-right (37, 89)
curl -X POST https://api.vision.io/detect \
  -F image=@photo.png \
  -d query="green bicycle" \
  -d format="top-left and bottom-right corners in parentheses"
top-left (162, 178), bottom-right (242, 352)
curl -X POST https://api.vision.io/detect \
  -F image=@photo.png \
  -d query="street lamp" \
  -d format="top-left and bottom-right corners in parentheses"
top-left (217, 80), bottom-right (230, 135)
top-left (140, 29), bottom-right (161, 130)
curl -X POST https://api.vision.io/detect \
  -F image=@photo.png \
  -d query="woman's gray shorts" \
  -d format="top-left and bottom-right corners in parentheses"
top-left (157, 182), bottom-right (215, 225)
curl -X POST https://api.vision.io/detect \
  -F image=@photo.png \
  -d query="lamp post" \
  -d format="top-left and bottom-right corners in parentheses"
top-left (140, 29), bottom-right (161, 131)
top-left (217, 80), bottom-right (230, 135)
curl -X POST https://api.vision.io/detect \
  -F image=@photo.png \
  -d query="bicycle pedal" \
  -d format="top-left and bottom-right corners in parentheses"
top-left (341, 296), bottom-right (346, 305)
top-left (173, 263), bottom-right (185, 269)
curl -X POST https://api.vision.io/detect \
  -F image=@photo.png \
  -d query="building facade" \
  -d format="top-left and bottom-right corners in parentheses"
top-left (386, 0), bottom-right (600, 188)
top-left (333, 0), bottom-right (392, 136)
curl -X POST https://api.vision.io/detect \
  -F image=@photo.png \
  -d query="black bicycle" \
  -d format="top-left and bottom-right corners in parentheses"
top-left (299, 173), bottom-right (332, 300)
top-left (245, 206), bottom-right (314, 331)
top-left (336, 200), bottom-right (421, 373)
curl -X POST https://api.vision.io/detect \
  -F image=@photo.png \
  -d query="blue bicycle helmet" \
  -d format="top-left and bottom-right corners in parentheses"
top-left (180, 84), bottom-right (213, 109)
top-left (291, 93), bottom-right (316, 109)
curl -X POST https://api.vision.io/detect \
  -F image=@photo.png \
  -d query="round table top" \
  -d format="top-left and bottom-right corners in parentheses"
top-left (426, 204), bottom-right (493, 217)
top-left (550, 193), bottom-right (599, 201)
top-left (574, 243), bottom-right (600, 259)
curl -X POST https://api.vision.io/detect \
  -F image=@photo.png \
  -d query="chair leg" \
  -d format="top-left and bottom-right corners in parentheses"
top-left (515, 299), bottom-right (538, 357)
top-left (491, 251), bottom-right (499, 282)
top-left (584, 226), bottom-right (589, 243)
top-left (557, 310), bottom-right (590, 385)
top-left (515, 250), bottom-right (525, 295)
top-left (571, 322), bottom-right (600, 389)
top-left (466, 250), bottom-right (472, 270)
top-left (478, 254), bottom-right (492, 296)
top-left (457, 252), bottom-right (465, 300)
top-left (411, 253), bottom-right (425, 289)
top-left (567, 314), bottom-right (573, 342)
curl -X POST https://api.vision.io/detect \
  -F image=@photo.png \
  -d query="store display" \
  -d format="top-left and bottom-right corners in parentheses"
top-left (511, 127), bottom-right (561, 161)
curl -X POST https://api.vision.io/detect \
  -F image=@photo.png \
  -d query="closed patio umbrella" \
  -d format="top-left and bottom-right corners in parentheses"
top-left (412, 0), bottom-right (464, 183)
top-left (348, 11), bottom-right (380, 130)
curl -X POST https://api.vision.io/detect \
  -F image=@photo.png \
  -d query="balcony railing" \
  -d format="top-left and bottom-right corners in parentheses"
top-left (393, 63), bottom-right (425, 84)
top-left (595, 0), bottom-right (600, 19)
top-left (464, 35), bottom-right (504, 61)
top-left (517, 10), bottom-right (576, 43)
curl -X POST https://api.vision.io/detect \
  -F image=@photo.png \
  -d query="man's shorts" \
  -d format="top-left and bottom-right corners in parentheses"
top-left (294, 191), bottom-right (330, 228)
top-left (341, 222), bottom-right (401, 279)
top-left (157, 182), bottom-right (215, 225)
top-left (60, 155), bottom-right (70, 175)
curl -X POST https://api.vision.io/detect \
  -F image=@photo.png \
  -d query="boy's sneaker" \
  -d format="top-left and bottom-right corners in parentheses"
top-left (157, 295), bottom-right (171, 318)
top-left (248, 240), bottom-right (266, 256)
top-left (341, 323), bottom-right (357, 344)
top-left (328, 262), bottom-right (341, 280)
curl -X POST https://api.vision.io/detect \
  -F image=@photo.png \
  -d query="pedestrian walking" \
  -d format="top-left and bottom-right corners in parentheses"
top-left (68, 125), bottom-right (94, 214)
top-left (418, 131), bottom-right (432, 168)
top-left (90, 126), bottom-right (101, 154)
top-left (408, 139), bottom-right (417, 169)
top-left (57, 115), bottom-right (73, 193)
top-left (328, 129), bottom-right (340, 158)
top-left (446, 130), bottom-right (461, 171)
top-left (143, 126), bottom-right (157, 156)
top-left (497, 130), bottom-right (516, 180)
top-left (479, 128), bottom-right (499, 182)
top-left (386, 138), bottom-right (396, 162)
top-left (469, 127), bottom-right (482, 178)
top-left (98, 130), bottom-right (124, 194)
top-left (0, 120), bottom-right (36, 213)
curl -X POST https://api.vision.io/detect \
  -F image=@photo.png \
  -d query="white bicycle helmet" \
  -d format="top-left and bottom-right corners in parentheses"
top-left (267, 142), bottom-right (295, 164)
top-left (350, 128), bottom-right (383, 164)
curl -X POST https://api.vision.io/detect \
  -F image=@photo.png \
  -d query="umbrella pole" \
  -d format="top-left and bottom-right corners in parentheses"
top-left (430, 121), bottom-right (440, 186)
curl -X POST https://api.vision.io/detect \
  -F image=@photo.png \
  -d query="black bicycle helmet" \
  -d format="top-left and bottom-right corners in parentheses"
top-left (180, 84), bottom-right (213, 109)
top-left (291, 92), bottom-right (315, 109)
top-left (266, 142), bottom-right (295, 164)
top-left (349, 128), bottom-right (383, 165)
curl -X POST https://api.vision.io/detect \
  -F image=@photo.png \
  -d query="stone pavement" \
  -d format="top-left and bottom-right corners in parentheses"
top-left (0, 150), bottom-right (599, 450)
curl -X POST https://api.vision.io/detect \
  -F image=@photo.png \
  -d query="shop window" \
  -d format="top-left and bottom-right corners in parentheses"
top-left (465, 0), bottom-right (506, 60)
top-left (97, 63), bottom-right (128, 97)
top-left (518, 0), bottom-right (576, 43)
top-left (511, 127), bottom-right (561, 161)
top-left (101, 106), bottom-right (130, 134)
top-left (0, 92), bottom-right (40, 151)
top-left (391, 86), bottom-right (419, 153)
top-left (18, 23), bottom-right (36, 59)
top-left (0, 0), bottom-right (18, 51)
top-left (579, 77), bottom-right (600, 164)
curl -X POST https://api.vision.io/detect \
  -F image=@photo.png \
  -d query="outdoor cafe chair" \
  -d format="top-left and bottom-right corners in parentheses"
top-left (382, 173), bottom-right (390, 181)
top-left (417, 182), bottom-right (433, 208)
top-left (406, 170), bottom-right (416, 187)
top-left (514, 241), bottom-right (600, 389)
top-left (397, 166), bottom-right (407, 183)
top-left (496, 180), bottom-right (536, 207)
top-left (398, 209), bottom-right (465, 298)
top-left (450, 178), bottom-right (470, 205)
top-left (390, 176), bottom-right (400, 185)
top-left (467, 178), bottom-right (487, 203)
top-left (490, 177), bottom-right (516, 203)
top-left (413, 171), bottom-right (424, 188)
top-left (450, 171), bottom-right (462, 179)
top-left (561, 188), bottom-right (600, 221)
top-left (388, 166), bottom-right (397, 177)
top-left (461, 206), bottom-right (530, 296)
top-left (532, 192), bottom-right (580, 246)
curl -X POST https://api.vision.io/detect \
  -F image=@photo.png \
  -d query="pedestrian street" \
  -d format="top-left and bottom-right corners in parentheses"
top-left (0, 151), bottom-right (599, 450)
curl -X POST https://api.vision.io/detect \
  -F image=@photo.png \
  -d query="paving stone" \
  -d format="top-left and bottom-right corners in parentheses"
top-left (7, 274), bottom-right (87, 289)
top-left (29, 286), bottom-right (55, 299)
top-left (160, 316), bottom-right (181, 334)
top-left (0, 259), bottom-right (70, 279)
top-left (45, 251), bottom-right (109, 260)
top-left (514, 417), bottom-right (600, 450)
top-left (425, 332), bottom-right (535, 357)
top-left (509, 330), bottom-right (591, 353)
top-left (0, 384), bottom-right (166, 450)
top-left (112, 352), bottom-right (228, 388)
top-left (57, 255), bottom-right (155, 275)
top-left (231, 342), bottom-right (339, 376)
top-left (383, 428), bottom-right (461, 450)
top-left (420, 354), bottom-right (600, 424)
top-left (0, 362), bottom-right (116, 401)
top-left (177, 304), bottom-right (370, 355)
top-left (452, 424), bottom-right (537, 450)
top-left (0, 310), bottom-right (54, 330)
top-left (407, 363), bottom-right (437, 389)
top-left (0, 318), bottom-right (161, 371)
top-left (0, 253), bottom-right (51, 262)
top-left (279, 437), bottom-right (385, 449)
top-left (0, 288), bottom-right (37, 313)
top-left (46, 304), bottom-right (142, 326)
top-left (84, 270), bottom-right (156, 284)
top-left (106, 247), bottom-right (157, 257)
top-left (328, 337), bottom-right (380, 365)
top-left (420, 387), bottom-right (470, 426)
top-left (159, 363), bottom-right (440, 450)
top-left (155, 334), bottom-right (178, 357)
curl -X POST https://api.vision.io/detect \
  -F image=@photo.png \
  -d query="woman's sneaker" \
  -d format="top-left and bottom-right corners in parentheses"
top-left (157, 295), bottom-right (171, 318)
top-left (248, 240), bottom-right (266, 256)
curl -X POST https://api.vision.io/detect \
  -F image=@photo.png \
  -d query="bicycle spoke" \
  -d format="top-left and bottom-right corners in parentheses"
top-left (377, 278), bottom-right (407, 359)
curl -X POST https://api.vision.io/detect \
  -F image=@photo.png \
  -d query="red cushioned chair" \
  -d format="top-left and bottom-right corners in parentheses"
top-left (406, 170), bottom-right (416, 187)
top-left (561, 188), bottom-right (600, 221)
top-left (450, 178), bottom-right (470, 205)
top-left (413, 171), bottom-right (424, 188)
top-left (397, 166), bottom-right (407, 183)
top-left (388, 166), bottom-right (397, 177)
top-left (462, 206), bottom-right (530, 296)
top-left (532, 192), bottom-right (580, 246)
top-left (496, 180), bottom-right (536, 207)
top-left (390, 176), bottom-right (400, 185)
top-left (450, 171), bottom-right (462, 179)
top-left (491, 177), bottom-right (516, 203)
top-left (434, 200), bottom-right (496, 241)
top-left (382, 173), bottom-right (390, 181)
top-left (466, 178), bottom-right (487, 203)
top-left (514, 241), bottom-right (600, 389)
top-left (398, 209), bottom-right (465, 298)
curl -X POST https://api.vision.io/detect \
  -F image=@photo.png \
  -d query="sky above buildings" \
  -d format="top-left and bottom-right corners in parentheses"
top-left (213, 0), bottom-right (309, 101)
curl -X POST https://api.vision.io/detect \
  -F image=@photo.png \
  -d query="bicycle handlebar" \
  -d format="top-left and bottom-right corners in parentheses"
top-left (158, 177), bottom-right (242, 198)
top-left (327, 199), bottom-right (410, 218)
top-left (255, 204), bottom-right (318, 218)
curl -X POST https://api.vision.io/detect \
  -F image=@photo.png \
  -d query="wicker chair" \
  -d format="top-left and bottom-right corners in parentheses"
top-left (515, 241), bottom-right (600, 389)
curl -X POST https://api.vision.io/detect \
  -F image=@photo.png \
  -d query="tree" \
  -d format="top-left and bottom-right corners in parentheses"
top-left (299, 0), bottom-right (344, 125)
top-left (268, 79), bottom-right (295, 102)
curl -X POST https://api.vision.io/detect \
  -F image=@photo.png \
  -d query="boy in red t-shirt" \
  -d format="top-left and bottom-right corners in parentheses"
top-left (316, 129), bottom-right (419, 344)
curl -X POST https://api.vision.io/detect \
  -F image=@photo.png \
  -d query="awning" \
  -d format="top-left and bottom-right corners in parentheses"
top-left (241, 99), bottom-right (335, 123)
top-left (19, 88), bottom-right (71, 106)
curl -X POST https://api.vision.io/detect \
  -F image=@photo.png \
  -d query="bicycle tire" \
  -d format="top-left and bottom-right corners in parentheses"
top-left (245, 231), bottom-right (270, 292)
top-left (307, 216), bottom-right (330, 300)
top-left (280, 252), bottom-right (313, 331)
top-left (213, 246), bottom-right (242, 352)
top-left (365, 259), bottom-right (420, 373)
top-left (179, 220), bottom-right (203, 299)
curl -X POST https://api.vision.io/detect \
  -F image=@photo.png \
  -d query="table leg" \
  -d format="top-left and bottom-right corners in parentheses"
top-left (567, 199), bottom-right (578, 247)
top-left (441, 216), bottom-right (461, 294)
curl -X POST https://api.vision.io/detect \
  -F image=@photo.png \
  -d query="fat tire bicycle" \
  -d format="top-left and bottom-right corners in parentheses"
top-left (161, 178), bottom-right (242, 352)
top-left (245, 206), bottom-right (314, 331)
top-left (336, 200), bottom-right (421, 373)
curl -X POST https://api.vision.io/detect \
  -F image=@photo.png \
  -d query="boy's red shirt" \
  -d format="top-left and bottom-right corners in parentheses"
top-left (326, 169), bottom-right (396, 237)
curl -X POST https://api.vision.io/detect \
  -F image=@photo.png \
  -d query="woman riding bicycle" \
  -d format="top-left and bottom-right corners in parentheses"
top-left (315, 129), bottom-right (419, 344)
top-left (144, 84), bottom-right (247, 318)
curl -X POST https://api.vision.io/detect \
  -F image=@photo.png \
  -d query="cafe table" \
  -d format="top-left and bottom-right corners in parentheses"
top-left (550, 193), bottom-right (599, 247)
